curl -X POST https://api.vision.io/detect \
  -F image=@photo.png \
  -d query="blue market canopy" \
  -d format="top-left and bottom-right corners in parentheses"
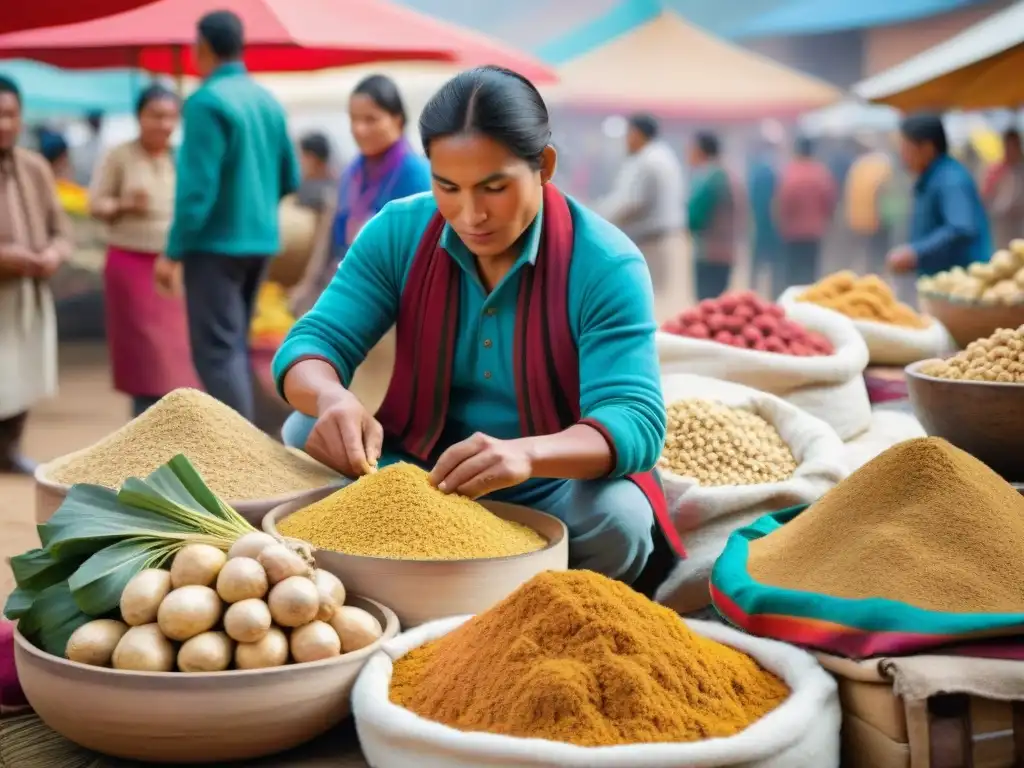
top-left (0, 59), bottom-right (150, 117)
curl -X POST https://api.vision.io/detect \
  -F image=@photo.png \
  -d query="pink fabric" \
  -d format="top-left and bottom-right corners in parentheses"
top-left (0, 620), bottom-right (28, 714)
top-left (103, 246), bottom-right (201, 396)
top-left (776, 159), bottom-right (837, 241)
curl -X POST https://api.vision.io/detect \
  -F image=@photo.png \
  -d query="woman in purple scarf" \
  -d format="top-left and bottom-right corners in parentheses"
top-left (293, 75), bottom-right (431, 310)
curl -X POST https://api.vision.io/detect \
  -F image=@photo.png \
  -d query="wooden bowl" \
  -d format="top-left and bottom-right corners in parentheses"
top-left (264, 489), bottom-right (569, 628)
top-left (919, 294), bottom-right (1024, 348)
top-left (13, 595), bottom-right (398, 764)
top-left (905, 360), bottom-right (1024, 482)
top-left (33, 449), bottom-right (343, 525)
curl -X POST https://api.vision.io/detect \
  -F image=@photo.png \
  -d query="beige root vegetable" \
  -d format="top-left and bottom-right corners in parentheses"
top-left (112, 624), bottom-right (175, 672)
top-left (223, 599), bottom-right (273, 643)
top-left (177, 631), bottom-right (234, 672)
top-left (170, 544), bottom-right (227, 589)
top-left (157, 585), bottom-right (222, 641)
top-left (66, 619), bottom-right (129, 666)
top-left (267, 576), bottom-right (320, 628)
top-left (215, 557), bottom-right (269, 603)
top-left (120, 568), bottom-right (172, 626)
top-left (314, 570), bottom-right (346, 609)
top-left (290, 621), bottom-right (341, 663)
top-left (330, 606), bottom-right (383, 653)
top-left (235, 627), bottom-right (290, 669)
top-left (228, 531), bottom-right (278, 561)
top-left (257, 543), bottom-right (312, 584)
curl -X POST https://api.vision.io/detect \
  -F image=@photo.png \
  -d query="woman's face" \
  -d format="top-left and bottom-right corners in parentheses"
top-left (138, 97), bottom-right (179, 150)
top-left (349, 93), bottom-right (403, 158)
top-left (429, 133), bottom-right (555, 260)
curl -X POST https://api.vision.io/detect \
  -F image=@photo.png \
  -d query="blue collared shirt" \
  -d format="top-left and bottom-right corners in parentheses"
top-left (272, 192), bottom-right (666, 497)
top-left (909, 155), bottom-right (991, 275)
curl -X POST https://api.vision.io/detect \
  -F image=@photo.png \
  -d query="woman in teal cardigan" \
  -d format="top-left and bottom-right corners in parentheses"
top-left (273, 67), bottom-right (680, 588)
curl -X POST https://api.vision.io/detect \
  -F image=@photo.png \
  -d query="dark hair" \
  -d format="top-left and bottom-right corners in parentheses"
top-left (0, 75), bottom-right (21, 105)
top-left (419, 65), bottom-right (551, 169)
top-left (1004, 128), bottom-right (1021, 145)
top-left (299, 131), bottom-right (331, 163)
top-left (628, 113), bottom-right (659, 140)
top-left (794, 135), bottom-right (814, 157)
top-left (37, 130), bottom-right (68, 164)
top-left (900, 113), bottom-right (948, 156)
top-left (135, 84), bottom-right (178, 116)
top-left (197, 10), bottom-right (244, 60)
top-left (352, 74), bottom-right (407, 126)
top-left (695, 130), bottom-right (720, 158)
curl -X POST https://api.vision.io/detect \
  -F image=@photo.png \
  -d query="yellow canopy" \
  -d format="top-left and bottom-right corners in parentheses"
top-left (544, 10), bottom-right (841, 118)
top-left (853, 2), bottom-right (1024, 111)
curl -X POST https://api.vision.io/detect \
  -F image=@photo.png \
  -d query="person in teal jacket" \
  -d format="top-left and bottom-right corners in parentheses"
top-left (156, 10), bottom-right (299, 422)
top-left (272, 66), bottom-right (681, 592)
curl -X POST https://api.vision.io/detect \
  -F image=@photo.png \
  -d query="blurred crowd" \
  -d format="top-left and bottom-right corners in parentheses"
top-left (0, 7), bottom-right (1020, 476)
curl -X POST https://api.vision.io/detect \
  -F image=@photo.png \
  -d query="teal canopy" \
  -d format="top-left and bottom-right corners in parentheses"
top-left (0, 59), bottom-right (154, 118)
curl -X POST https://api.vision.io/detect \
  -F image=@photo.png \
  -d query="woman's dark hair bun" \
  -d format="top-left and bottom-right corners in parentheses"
top-left (352, 74), bottom-right (407, 127)
top-left (135, 83), bottom-right (178, 116)
top-left (418, 65), bottom-right (551, 168)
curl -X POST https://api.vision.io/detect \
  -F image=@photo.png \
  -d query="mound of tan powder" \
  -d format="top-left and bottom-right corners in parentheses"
top-left (390, 570), bottom-right (789, 746)
top-left (747, 437), bottom-right (1024, 613)
top-left (49, 389), bottom-right (339, 500)
top-left (278, 462), bottom-right (547, 560)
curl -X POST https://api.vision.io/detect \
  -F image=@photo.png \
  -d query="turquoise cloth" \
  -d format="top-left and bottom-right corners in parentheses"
top-left (272, 191), bottom-right (666, 495)
top-left (166, 63), bottom-right (299, 260)
top-left (280, 414), bottom-right (656, 582)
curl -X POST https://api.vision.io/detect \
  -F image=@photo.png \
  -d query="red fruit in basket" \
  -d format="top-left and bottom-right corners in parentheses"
top-left (806, 332), bottom-right (833, 354)
top-left (752, 315), bottom-right (778, 335)
top-left (698, 299), bottom-right (718, 315)
top-left (730, 334), bottom-right (749, 348)
top-left (765, 336), bottom-right (787, 354)
top-left (662, 318), bottom-right (685, 335)
top-left (713, 331), bottom-right (734, 345)
top-left (705, 313), bottom-right (728, 333)
top-left (777, 320), bottom-right (803, 341)
top-left (723, 315), bottom-right (746, 333)
top-left (687, 322), bottom-right (710, 339)
top-left (679, 308), bottom-right (701, 325)
top-left (765, 303), bottom-right (786, 319)
top-left (751, 338), bottom-right (769, 352)
top-left (789, 342), bottom-right (812, 356)
top-left (733, 303), bottom-right (755, 321)
top-left (717, 293), bottom-right (740, 313)
top-left (742, 326), bottom-right (762, 344)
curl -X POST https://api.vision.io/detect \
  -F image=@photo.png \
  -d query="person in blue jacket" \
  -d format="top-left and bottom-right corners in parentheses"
top-left (887, 114), bottom-right (992, 278)
top-left (272, 66), bottom-right (682, 590)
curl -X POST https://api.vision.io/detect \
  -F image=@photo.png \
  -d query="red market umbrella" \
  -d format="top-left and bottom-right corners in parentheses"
top-left (0, 1), bottom-right (159, 35)
top-left (0, 0), bottom-right (556, 83)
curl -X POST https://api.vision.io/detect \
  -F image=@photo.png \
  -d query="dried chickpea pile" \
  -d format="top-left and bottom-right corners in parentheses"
top-left (798, 271), bottom-right (929, 328)
top-left (920, 325), bottom-right (1024, 382)
top-left (659, 399), bottom-right (797, 486)
top-left (918, 240), bottom-right (1024, 305)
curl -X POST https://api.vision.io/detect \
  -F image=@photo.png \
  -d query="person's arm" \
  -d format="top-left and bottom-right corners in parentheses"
top-left (279, 119), bottom-right (301, 200)
top-left (164, 96), bottom-right (227, 260)
top-left (593, 161), bottom-right (645, 225)
top-left (87, 148), bottom-right (124, 222)
top-left (910, 178), bottom-right (979, 274)
top-left (274, 203), bottom-right (403, 414)
top-left (526, 253), bottom-right (666, 480)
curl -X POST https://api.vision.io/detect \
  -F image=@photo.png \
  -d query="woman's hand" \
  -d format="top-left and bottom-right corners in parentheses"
top-left (306, 388), bottom-right (383, 479)
top-left (430, 433), bottom-right (533, 499)
top-left (153, 255), bottom-right (182, 298)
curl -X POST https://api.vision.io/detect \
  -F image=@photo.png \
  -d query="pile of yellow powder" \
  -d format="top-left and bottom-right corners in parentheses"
top-left (49, 389), bottom-right (339, 500)
top-left (278, 462), bottom-right (547, 560)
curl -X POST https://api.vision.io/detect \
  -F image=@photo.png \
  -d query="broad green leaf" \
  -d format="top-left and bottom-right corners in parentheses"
top-left (3, 586), bottom-right (37, 620)
top-left (20, 582), bottom-right (93, 658)
top-left (69, 537), bottom-right (179, 616)
top-left (168, 454), bottom-right (253, 530)
top-left (40, 483), bottom-right (199, 557)
top-left (9, 548), bottom-right (85, 592)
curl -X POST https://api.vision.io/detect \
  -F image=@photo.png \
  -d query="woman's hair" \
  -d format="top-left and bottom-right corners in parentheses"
top-left (37, 129), bottom-right (68, 165)
top-left (628, 114), bottom-right (659, 140)
top-left (900, 113), bottom-right (948, 156)
top-left (352, 74), bottom-right (407, 126)
top-left (418, 65), bottom-right (551, 169)
top-left (695, 130), bottom-right (720, 158)
top-left (135, 84), bottom-right (178, 116)
top-left (0, 75), bottom-right (21, 105)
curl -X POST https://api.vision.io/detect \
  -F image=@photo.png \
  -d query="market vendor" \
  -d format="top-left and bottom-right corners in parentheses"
top-left (273, 66), bottom-right (681, 587)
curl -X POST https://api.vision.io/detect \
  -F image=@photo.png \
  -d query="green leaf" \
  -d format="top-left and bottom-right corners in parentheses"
top-left (9, 548), bottom-right (85, 592)
top-left (69, 537), bottom-right (178, 616)
top-left (20, 582), bottom-right (93, 658)
top-left (40, 483), bottom-right (199, 558)
top-left (3, 587), bottom-right (37, 620)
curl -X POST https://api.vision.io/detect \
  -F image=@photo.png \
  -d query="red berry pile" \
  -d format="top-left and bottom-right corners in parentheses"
top-left (661, 291), bottom-right (834, 357)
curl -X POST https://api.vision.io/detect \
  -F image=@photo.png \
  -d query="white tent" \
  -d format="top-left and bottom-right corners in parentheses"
top-left (853, 1), bottom-right (1024, 111)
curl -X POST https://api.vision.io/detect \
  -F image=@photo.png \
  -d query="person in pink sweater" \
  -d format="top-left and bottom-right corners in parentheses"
top-left (773, 136), bottom-right (837, 297)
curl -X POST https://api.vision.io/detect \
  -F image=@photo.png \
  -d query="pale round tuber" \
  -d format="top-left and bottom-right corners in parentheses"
top-left (111, 624), bottom-right (175, 672)
top-left (177, 631), bottom-right (234, 672)
top-left (267, 576), bottom-right (320, 628)
top-left (223, 599), bottom-right (273, 643)
top-left (66, 619), bottom-right (129, 667)
top-left (257, 543), bottom-right (311, 584)
top-left (227, 531), bottom-right (278, 561)
top-left (120, 568), bottom-right (172, 626)
top-left (290, 621), bottom-right (341, 663)
top-left (215, 557), bottom-right (269, 603)
top-left (170, 544), bottom-right (227, 589)
top-left (329, 606), bottom-right (383, 653)
top-left (235, 627), bottom-right (290, 669)
top-left (157, 585), bottom-right (222, 641)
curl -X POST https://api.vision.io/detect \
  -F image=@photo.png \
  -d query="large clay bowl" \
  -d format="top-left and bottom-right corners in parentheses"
top-left (264, 488), bottom-right (569, 628)
top-left (33, 448), bottom-right (342, 525)
top-left (919, 294), bottom-right (1024, 349)
top-left (14, 595), bottom-right (398, 764)
top-left (905, 360), bottom-right (1024, 482)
